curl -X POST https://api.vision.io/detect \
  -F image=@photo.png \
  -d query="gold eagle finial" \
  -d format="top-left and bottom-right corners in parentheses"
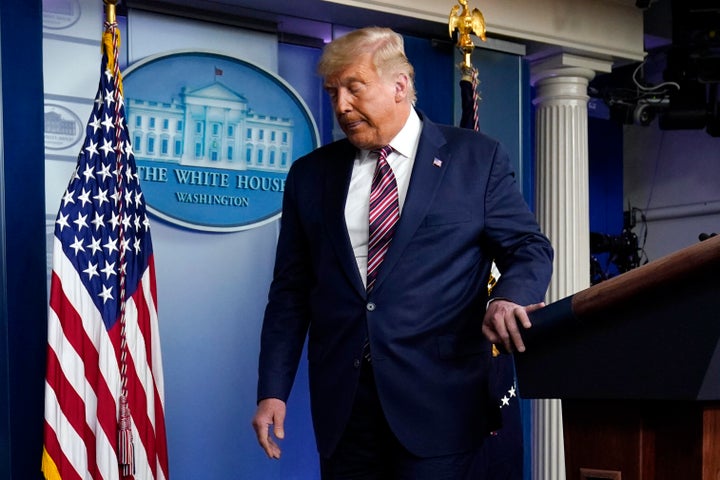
top-left (448, 0), bottom-right (487, 69)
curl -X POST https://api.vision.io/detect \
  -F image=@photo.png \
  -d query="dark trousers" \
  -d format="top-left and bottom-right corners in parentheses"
top-left (320, 362), bottom-right (486, 480)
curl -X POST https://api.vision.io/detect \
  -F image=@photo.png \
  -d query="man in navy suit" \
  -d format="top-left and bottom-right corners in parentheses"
top-left (251, 26), bottom-right (553, 479)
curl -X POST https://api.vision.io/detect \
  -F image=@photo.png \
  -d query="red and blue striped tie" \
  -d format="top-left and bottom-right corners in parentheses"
top-left (367, 145), bottom-right (398, 292)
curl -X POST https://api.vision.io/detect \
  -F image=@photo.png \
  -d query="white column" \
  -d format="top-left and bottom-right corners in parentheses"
top-left (529, 54), bottom-right (612, 480)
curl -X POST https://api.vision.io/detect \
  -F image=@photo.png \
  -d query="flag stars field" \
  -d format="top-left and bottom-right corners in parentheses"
top-left (54, 128), bottom-right (151, 310)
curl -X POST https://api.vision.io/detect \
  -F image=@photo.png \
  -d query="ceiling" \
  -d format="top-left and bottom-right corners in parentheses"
top-left (121, 0), bottom-right (717, 51)
top-left (123, 0), bottom-right (451, 44)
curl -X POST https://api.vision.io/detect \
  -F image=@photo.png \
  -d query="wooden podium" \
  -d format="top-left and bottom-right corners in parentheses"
top-left (515, 235), bottom-right (720, 480)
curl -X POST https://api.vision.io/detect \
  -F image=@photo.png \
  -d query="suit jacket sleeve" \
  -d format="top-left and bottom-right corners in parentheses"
top-left (256, 162), bottom-right (313, 403)
top-left (480, 141), bottom-right (553, 306)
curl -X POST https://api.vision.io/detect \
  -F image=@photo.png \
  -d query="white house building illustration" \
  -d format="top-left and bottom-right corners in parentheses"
top-left (127, 81), bottom-right (294, 172)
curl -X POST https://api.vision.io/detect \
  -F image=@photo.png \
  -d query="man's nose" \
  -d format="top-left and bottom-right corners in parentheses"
top-left (334, 90), bottom-right (351, 114)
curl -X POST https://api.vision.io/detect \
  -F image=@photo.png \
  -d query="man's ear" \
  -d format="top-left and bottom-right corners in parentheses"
top-left (394, 73), bottom-right (409, 102)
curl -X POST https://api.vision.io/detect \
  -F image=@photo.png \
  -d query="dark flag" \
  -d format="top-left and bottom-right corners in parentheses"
top-left (460, 67), bottom-right (524, 480)
top-left (459, 68), bottom-right (479, 131)
top-left (42, 18), bottom-right (169, 480)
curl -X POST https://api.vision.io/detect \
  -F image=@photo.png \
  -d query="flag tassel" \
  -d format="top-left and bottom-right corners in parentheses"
top-left (118, 394), bottom-right (135, 476)
top-left (41, 447), bottom-right (62, 480)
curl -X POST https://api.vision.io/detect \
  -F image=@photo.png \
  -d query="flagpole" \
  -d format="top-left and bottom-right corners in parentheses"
top-left (104, 0), bottom-right (117, 24)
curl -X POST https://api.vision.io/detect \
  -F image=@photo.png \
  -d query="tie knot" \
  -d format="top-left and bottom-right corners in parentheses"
top-left (372, 145), bottom-right (393, 161)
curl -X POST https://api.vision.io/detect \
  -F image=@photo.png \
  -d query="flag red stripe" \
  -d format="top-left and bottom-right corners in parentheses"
top-left (129, 266), bottom-right (170, 477)
top-left (153, 384), bottom-right (169, 478)
top-left (148, 259), bottom-right (158, 329)
top-left (106, 265), bottom-right (168, 479)
top-left (44, 347), bottom-right (102, 479)
top-left (50, 272), bottom-right (119, 453)
top-left (43, 421), bottom-right (83, 480)
top-left (123, 286), bottom-right (157, 478)
top-left (143, 259), bottom-right (171, 477)
top-left (133, 271), bottom-right (155, 374)
top-left (124, 348), bottom-right (157, 478)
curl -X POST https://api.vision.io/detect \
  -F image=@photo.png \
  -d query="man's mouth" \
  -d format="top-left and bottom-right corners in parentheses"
top-left (342, 119), bottom-right (364, 130)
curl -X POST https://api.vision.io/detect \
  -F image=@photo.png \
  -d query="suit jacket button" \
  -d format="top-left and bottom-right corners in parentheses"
top-left (353, 359), bottom-right (361, 368)
top-left (366, 302), bottom-right (376, 311)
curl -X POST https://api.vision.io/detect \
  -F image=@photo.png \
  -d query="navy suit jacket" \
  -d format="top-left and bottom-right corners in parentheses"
top-left (258, 113), bottom-right (553, 459)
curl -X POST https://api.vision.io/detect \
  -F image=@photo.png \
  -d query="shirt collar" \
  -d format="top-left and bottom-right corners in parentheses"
top-left (389, 108), bottom-right (422, 159)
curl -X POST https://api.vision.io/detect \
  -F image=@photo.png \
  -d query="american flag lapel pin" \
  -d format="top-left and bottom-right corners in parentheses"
top-left (433, 158), bottom-right (443, 168)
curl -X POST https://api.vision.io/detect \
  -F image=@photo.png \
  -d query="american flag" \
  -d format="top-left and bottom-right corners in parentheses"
top-left (42, 23), bottom-right (169, 480)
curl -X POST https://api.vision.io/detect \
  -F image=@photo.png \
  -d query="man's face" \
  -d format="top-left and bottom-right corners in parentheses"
top-left (323, 53), bottom-right (409, 150)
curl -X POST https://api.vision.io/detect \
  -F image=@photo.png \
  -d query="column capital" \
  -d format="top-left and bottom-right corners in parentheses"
top-left (530, 52), bottom-right (614, 86)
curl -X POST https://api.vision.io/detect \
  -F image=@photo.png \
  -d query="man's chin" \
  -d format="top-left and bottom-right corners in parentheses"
top-left (344, 132), bottom-right (376, 150)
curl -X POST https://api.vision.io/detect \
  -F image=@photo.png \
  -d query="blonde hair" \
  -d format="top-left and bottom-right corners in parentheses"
top-left (318, 27), bottom-right (417, 105)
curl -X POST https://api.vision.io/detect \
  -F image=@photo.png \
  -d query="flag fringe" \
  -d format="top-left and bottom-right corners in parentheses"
top-left (41, 447), bottom-right (62, 480)
top-left (101, 29), bottom-right (123, 95)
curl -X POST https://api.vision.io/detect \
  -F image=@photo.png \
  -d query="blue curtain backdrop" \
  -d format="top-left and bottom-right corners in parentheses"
top-left (589, 116), bottom-right (625, 282)
top-left (0, 1), bottom-right (47, 479)
top-left (403, 35), bottom-right (454, 126)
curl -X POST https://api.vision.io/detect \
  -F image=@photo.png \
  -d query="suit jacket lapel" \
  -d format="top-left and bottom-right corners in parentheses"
top-left (322, 140), bottom-right (367, 297)
top-left (372, 118), bottom-right (449, 292)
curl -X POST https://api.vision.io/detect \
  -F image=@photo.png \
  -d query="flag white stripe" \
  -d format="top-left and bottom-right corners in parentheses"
top-left (54, 238), bottom-right (123, 398)
top-left (44, 383), bottom-right (90, 478)
top-left (115, 276), bottom-right (163, 478)
top-left (130, 417), bottom-right (153, 480)
top-left (141, 266), bottom-right (166, 403)
top-left (50, 241), bottom-right (122, 480)
top-left (47, 310), bottom-right (120, 480)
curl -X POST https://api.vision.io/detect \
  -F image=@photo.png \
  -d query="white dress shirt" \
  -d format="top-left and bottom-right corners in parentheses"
top-left (344, 109), bottom-right (423, 287)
